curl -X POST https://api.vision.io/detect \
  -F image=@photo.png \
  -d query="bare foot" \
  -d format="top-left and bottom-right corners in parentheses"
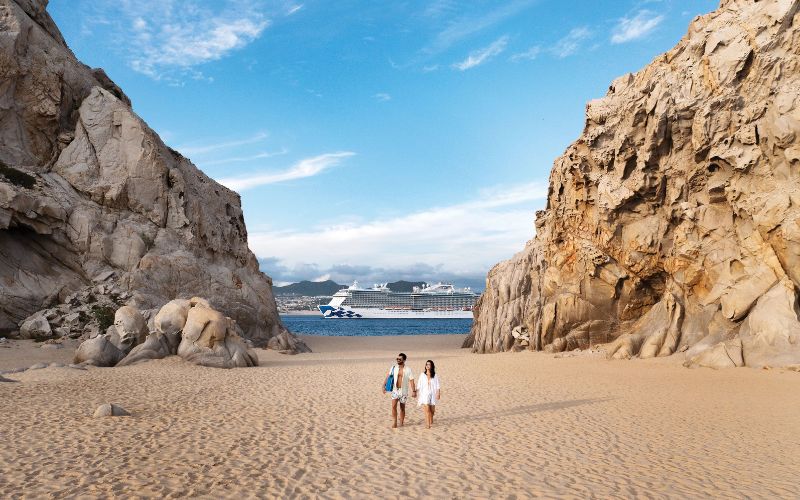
top-left (392, 423), bottom-right (397, 429)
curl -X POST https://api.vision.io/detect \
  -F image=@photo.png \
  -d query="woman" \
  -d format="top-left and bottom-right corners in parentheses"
top-left (417, 359), bottom-right (441, 429)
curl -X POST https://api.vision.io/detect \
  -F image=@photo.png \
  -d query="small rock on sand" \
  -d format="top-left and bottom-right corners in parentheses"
top-left (93, 404), bottom-right (131, 417)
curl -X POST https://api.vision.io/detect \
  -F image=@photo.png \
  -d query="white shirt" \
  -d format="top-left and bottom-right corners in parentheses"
top-left (416, 372), bottom-right (440, 404)
top-left (389, 364), bottom-right (414, 396)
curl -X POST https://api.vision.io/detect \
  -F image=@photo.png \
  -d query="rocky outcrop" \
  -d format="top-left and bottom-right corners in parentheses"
top-left (0, 1), bottom-right (303, 350)
top-left (78, 299), bottom-right (262, 368)
top-left (467, 0), bottom-right (800, 369)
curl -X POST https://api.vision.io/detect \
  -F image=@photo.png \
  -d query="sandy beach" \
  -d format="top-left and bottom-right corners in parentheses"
top-left (1, 334), bottom-right (799, 498)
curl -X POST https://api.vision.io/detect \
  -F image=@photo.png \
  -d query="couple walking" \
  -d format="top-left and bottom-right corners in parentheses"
top-left (382, 353), bottom-right (441, 429)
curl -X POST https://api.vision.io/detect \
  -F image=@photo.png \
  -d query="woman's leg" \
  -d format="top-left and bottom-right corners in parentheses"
top-left (430, 405), bottom-right (436, 426)
top-left (423, 405), bottom-right (431, 428)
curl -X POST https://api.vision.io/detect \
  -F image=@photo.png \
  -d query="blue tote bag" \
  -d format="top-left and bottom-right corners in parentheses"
top-left (384, 366), bottom-right (394, 392)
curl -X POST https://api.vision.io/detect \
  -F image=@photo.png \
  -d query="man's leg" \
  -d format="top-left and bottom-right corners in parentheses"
top-left (399, 402), bottom-right (406, 427)
top-left (391, 398), bottom-right (398, 428)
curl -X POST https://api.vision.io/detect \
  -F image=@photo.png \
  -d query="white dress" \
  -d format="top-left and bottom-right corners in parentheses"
top-left (417, 373), bottom-right (440, 406)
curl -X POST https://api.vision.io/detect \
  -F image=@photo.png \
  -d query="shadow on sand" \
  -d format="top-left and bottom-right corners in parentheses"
top-left (436, 398), bottom-right (614, 427)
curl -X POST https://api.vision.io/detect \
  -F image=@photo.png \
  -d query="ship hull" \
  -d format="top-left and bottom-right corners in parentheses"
top-left (318, 305), bottom-right (473, 319)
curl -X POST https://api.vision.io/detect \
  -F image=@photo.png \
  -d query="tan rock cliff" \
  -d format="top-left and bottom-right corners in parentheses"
top-left (467, 0), bottom-right (800, 369)
top-left (0, 0), bottom-right (302, 349)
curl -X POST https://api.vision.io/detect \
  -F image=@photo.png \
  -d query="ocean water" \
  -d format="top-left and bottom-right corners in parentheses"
top-left (281, 315), bottom-right (473, 336)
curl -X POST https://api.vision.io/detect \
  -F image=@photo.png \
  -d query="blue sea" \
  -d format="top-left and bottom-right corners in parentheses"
top-left (281, 315), bottom-right (473, 336)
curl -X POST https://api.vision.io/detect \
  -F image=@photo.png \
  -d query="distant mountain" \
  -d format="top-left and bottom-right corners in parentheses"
top-left (273, 280), bottom-right (344, 296)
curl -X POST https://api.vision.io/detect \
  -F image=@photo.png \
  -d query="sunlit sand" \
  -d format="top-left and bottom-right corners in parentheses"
top-left (2, 335), bottom-right (798, 498)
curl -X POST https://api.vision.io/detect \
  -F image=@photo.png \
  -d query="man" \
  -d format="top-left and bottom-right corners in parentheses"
top-left (382, 352), bottom-right (417, 428)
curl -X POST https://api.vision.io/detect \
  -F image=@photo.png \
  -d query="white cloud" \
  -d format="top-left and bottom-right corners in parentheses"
top-left (611, 11), bottom-right (664, 44)
top-left (550, 27), bottom-right (591, 58)
top-left (109, 1), bottom-right (270, 80)
top-left (249, 181), bottom-right (548, 276)
top-left (374, 93), bottom-right (392, 102)
top-left (217, 152), bottom-right (356, 191)
top-left (287, 4), bottom-right (304, 16)
top-left (510, 45), bottom-right (541, 62)
top-left (177, 132), bottom-right (269, 156)
top-left (452, 35), bottom-right (509, 71)
top-left (201, 149), bottom-right (289, 166)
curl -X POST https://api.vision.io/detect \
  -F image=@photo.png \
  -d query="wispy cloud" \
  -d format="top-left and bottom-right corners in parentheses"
top-left (418, 0), bottom-right (535, 60)
top-left (550, 27), bottom-right (591, 58)
top-left (217, 152), bottom-right (356, 191)
top-left (201, 149), bottom-right (289, 166)
top-left (101, 1), bottom-right (271, 81)
top-left (421, 0), bottom-right (459, 19)
top-left (249, 181), bottom-right (548, 278)
top-left (374, 93), bottom-right (392, 102)
top-left (510, 45), bottom-right (541, 62)
top-left (286, 4), bottom-right (304, 16)
top-left (611, 10), bottom-right (665, 44)
top-left (452, 36), bottom-right (509, 71)
top-left (177, 132), bottom-right (269, 156)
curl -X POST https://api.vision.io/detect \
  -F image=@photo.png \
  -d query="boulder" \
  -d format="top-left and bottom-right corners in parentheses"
top-left (153, 299), bottom-right (191, 335)
top-left (112, 306), bottom-right (147, 352)
top-left (19, 312), bottom-right (51, 339)
top-left (73, 334), bottom-right (124, 367)
top-left (177, 304), bottom-right (259, 368)
top-left (93, 403), bottom-right (131, 417)
top-left (117, 331), bottom-right (180, 366)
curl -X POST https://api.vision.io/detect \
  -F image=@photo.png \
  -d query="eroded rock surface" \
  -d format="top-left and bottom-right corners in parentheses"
top-left (468, 0), bottom-right (800, 369)
top-left (0, 1), bottom-right (301, 350)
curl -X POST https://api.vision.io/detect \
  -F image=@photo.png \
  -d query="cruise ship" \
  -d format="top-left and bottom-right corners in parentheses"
top-left (318, 282), bottom-right (478, 319)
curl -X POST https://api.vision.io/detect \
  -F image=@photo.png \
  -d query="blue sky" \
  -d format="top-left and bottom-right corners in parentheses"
top-left (50, 0), bottom-right (717, 288)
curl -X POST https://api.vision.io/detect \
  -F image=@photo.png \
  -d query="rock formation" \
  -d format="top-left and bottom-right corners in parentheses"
top-left (466, 0), bottom-right (800, 369)
top-left (77, 298), bottom-right (277, 368)
top-left (0, 1), bottom-right (307, 351)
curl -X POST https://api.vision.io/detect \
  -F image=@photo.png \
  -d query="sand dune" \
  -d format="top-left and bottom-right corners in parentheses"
top-left (1, 335), bottom-right (799, 498)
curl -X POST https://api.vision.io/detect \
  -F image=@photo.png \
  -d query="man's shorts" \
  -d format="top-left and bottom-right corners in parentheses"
top-left (391, 390), bottom-right (408, 404)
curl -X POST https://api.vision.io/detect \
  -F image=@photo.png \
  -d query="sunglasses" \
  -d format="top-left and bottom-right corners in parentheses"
top-left (396, 358), bottom-right (403, 362)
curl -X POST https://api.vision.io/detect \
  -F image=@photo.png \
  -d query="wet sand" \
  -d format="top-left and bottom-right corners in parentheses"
top-left (1, 334), bottom-right (799, 498)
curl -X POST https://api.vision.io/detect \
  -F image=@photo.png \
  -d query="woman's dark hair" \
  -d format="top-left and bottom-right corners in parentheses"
top-left (425, 359), bottom-right (436, 378)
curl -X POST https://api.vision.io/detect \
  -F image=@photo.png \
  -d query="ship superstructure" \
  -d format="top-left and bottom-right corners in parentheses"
top-left (318, 282), bottom-right (478, 318)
